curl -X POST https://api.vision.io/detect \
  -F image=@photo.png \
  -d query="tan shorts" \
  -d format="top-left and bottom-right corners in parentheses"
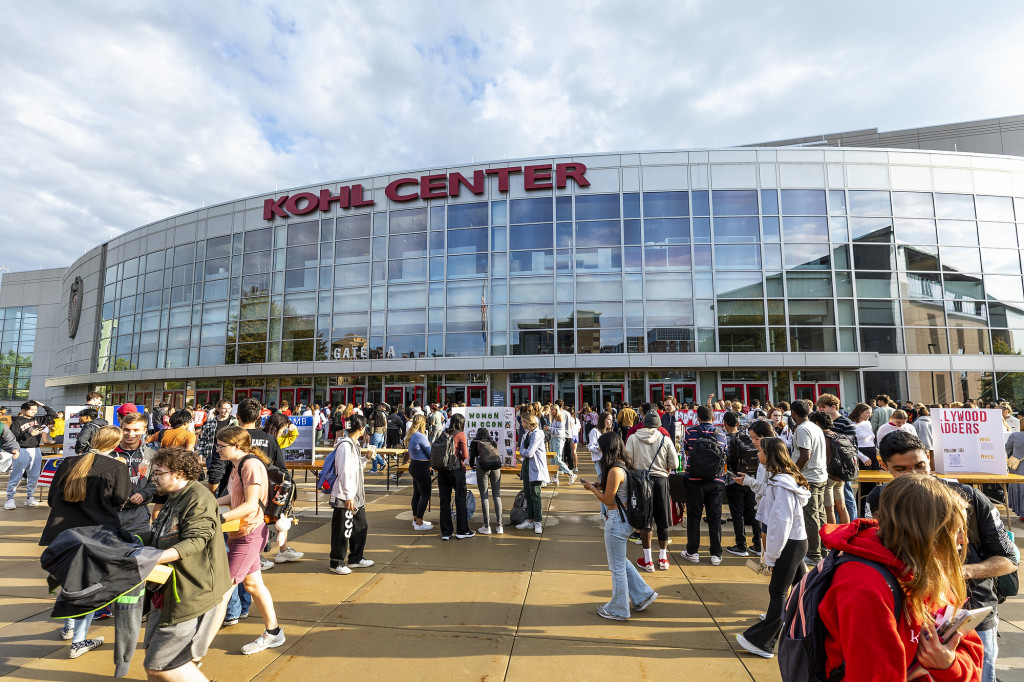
top-left (823, 479), bottom-right (846, 508)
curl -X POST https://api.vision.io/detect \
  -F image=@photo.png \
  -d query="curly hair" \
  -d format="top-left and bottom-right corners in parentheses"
top-left (151, 446), bottom-right (204, 481)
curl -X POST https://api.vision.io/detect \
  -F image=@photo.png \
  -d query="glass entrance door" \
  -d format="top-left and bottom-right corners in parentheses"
top-left (721, 383), bottom-right (769, 407)
top-left (162, 391), bottom-right (184, 409)
top-left (384, 386), bottom-right (405, 407)
top-left (278, 389), bottom-right (295, 412)
top-left (580, 384), bottom-right (624, 411)
top-left (672, 383), bottom-right (698, 406)
top-left (195, 390), bottom-right (222, 408)
top-left (793, 382), bottom-right (841, 404)
top-left (467, 385), bottom-right (487, 407)
top-left (234, 388), bottom-right (264, 404)
top-left (511, 385), bottom-right (531, 406)
top-left (329, 388), bottom-right (348, 408)
top-left (650, 384), bottom-right (666, 403)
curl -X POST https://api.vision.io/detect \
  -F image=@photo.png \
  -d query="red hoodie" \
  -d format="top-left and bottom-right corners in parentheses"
top-left (819, 520), bottom-right (983, 682)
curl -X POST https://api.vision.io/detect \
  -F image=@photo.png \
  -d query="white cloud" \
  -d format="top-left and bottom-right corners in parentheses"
top-left (0, 0), bottom-right (1022, 271)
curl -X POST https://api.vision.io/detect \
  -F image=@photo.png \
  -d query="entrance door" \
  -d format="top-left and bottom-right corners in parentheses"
top-left (384, 386), bottom-right (405, 407)
top-left (195, 390), bottom-right (222, 407)
top-left (672, 383), bottom-right (698, 406)
top-left (134, 391), bottom-right (153, 410)
top-left (234, 388), bottom-right (264, 404)
top-left (747, 384), bottom-right (769, 408)
top-left (467, 385), bottom-right (487, 407)
top-left (650, 384), bottom-right (666, 403)
top-left (439, 386), bottom-right (467, 406)
top-left (161, 391), bottom-right (184, 409)
top-left (279, 389), bottom-right (295, 412)
top-left (721, 383), bottom-right (769, 407)
top-left (721, 383), bottom-right (745, 405)
top-left (329, 388), bottom-right (348, 408)
top-left (511, 385), bottom-right (531, 406)
top-left (582, 384), bottom-right (624, 410)
top-left (818, 383), bottom-right (841, 402)
top-left (351, 387), bottom-right (365, 406)
top-left (793, 382), bottom-right (816, 402)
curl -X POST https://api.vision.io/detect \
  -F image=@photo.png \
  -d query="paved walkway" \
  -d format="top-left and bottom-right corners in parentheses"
top-left (1, 474), bottom-right (1022, 681)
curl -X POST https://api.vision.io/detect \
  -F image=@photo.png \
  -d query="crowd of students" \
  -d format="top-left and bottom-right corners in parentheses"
top-left (13, 390), bottom-right (1024, 680)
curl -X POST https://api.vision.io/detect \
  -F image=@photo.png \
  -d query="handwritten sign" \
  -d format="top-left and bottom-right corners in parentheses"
top-left (933, 408), bottom-right (1006, 475)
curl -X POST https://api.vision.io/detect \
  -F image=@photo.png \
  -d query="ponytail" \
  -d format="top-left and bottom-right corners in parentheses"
top-left (63, 453), bottom-right (97, 503)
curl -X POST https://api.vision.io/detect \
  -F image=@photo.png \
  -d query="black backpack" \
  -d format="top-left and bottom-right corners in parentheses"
top-left (510, 490), bottom-right (528, 525)
top-left (728, 432), bottom-right (760, 477)
top-left (239, 454), bottom-right (294, 522)
top-left (688, 427), bottom-right (726, 480)
top-left (429, 432), bottom-right (459, 471)
top-left (779, 549), bottom-right (904, 681)
top-left (475, 440), bottom-right (502, 471)
top-left (825, 432), bottom-right (858, 482)
top-left (613, 456), bottom-right (656, 530)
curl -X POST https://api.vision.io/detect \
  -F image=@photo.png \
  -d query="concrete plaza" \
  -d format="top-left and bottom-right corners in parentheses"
top-left (1, 473), bottom-right (1022, 681)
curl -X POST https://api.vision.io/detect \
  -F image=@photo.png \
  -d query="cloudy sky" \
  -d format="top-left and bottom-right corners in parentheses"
top-left (2, 1), bottom-right (1023, 271)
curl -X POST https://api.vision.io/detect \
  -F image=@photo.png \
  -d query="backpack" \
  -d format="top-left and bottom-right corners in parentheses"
top-left (510, 490), bottom-right (528, 525)
top-left (475, 440), bottom-right (502, 471)
top-left (317, 441), bottom-right (342, 494)
top-left (753, 408), bottom-right (767, 419)
top-left (825, 432), bottom-right (858, 482)
top-left (429, 432), bottom-right (459, 471)
top-left (688, 427), bottom-right (726, 480)
top-left (728, 432), bottom-right (760, 477)
top-left (779, 549), bottom-right (904, 682)
top-left (613, 449), bottom-right (658, 530)
top-left (239, 454), bottom-right (294, 522)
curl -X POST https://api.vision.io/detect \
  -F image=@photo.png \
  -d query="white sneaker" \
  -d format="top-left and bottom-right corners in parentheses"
top-left (274, 548), bottom-right (304, 563)
top-left (241, 629), bottom-right (286, 655)
top-left (69, 637), bottom-right (103, 658)
top-left (495, 525), bottom-right (504, 535)
top-left (515, 520), bottom-right (534, 530)
top-left (568, 473), bottom-right (578, 485)
top-left (3, 499), bottom-right (14, 510)
top-left (26, 497), bottom-right (40, 507)
top-left (413, 522), bottom-right (432, 531)
top-left (477, 526), bottom-right (492, 535)
top-left (681, 551), bottom-right (699, 564)
top-left (259, 558), bottom-right (275, 571)
top-left (350, 559), bottom-right (374, 568)
top-left (534, 522), bottom-right (543, 534)
top-left (736, 633), bottom-right (774, 659)
top-left (710, 555), bottom-right (722, 566)
top-left (330, 565), bottom-right (352, 575)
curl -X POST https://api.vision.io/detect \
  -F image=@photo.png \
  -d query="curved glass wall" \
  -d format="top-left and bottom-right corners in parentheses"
top-left (95, 158), bottom-right (1024, 373)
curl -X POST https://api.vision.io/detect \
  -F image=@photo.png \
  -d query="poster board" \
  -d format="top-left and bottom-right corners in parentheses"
top-left (283, 415), bottom-right (316, 463)
top-left (63, 405), bottom-right (88, 457)
top-left (933, 408), bottom-right (1007, 475)
top-left (454, 407), bottom-right (518, 467)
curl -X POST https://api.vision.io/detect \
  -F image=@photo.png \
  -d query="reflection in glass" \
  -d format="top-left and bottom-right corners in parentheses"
top-left (575, 194), bottom-right (620, 220)
top-left (337, 213), bottom-right (372, 239)
top-left (447, 202), bottom-right (488, 229)
top-left (719, 328), bottom-right (767, 352)
top-left (643, 192), bottom-right (689, 218)
top-left (510, 198), bottom-right (553, 224)
top-left (976, 195), bottom-right (1015, 222)
top-left (939, 247), bottom-right (981, 273)
top-left (848, 191), bottom-right (891, 217)
top-left (781, 189), bottom-right (826, 215)
top-left (852, 244), bottom-right (894, 270)
top-left (575, 221), bottom-right (620, 248)
top-left (447, 228), bottom-right (488, 254)
top-left (894, 219), bottom-right (938, 244)
top-left (712, 190), bottom-right (758, 215)
top-left (934, 194), bottom-right (975, 220)
top-left (782, 216), bottom-right (829, 242)
top-left (790, 327), bottom-right (837, 352)
top-left (717, 300), bottom-right (765, 326)
top-left (980, 248), bottom-right (1021, 274)
top-left (786, 272), bottom-right (832, 298)
top-left (714, 245), bottom-right (761, 270)
top-left (716, 272), bottom-right (763, 298)
top-left (644, 218), bottom-right (689, 245)
top-left (713, 217), bottom-right (759, 242)
top-left (784, 243), bottom-right (830, 269)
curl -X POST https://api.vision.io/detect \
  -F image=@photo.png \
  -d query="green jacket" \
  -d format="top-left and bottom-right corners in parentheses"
top-left (869, 405), bottom-right (894, 435)
top-left (145, 480), bottom-right (231, 625)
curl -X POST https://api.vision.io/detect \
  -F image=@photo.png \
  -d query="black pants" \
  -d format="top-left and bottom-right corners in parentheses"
top-left (742, 537), bottom-right (808, 652)
top-left (386, 429), bottom-right (402, 448)
top-left (648, 477), bottom-right (672, 544)
top-left (563, 439), bottom-right (576, 470)
top-left (409, 460), bottom-right (432, 519)
top-left (330, 505), bottom-right (368, 568)
top-left (725, 484), bottom-right (759, 550)
top-left (685, 479), bottom-right (725, 556)
top-left (436, 467), bottom-right (469, 537)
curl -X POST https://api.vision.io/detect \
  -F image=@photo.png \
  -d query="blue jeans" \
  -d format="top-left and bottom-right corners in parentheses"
top-left (6, 447), bottom-right (41, 500)
top-left (843, 480), bottom-right (857, 521)
top-left (369, 433), bottom-right (386, 471)
top-left (603, 512), bottom-right (655, 618)
top-left (63, 612), bottom-right (95, 644)
top-left (551, 436), bottom-right (572, 475)
top-left (978, 622), bottom-right (998, 682)
top-left (225, 583), bottom-right (251, 620)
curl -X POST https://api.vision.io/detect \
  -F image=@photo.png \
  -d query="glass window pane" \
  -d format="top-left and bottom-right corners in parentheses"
top-left (388, 233), bottom-right (427, 259)
top-left (934, 193), bottom-right (975, 219)
top-left (575, 220), bottom-right (620, 248)
top-left (712, 190), bottom-right (758, 215)
top-left (860, 327), bottom-right (902, 354)
top-left (510, 249), bottom-right (554, 274)
top-left (643, 191), bottom-right (689, 218)
top-left (576, 247), bottom-right (622, 272)
top-left (644, 245), bottom-right (691, 269)
top-left (387, 258), bottom-right (427, 282)
top-left (389, 208), bottom-right (428, 233)
top-left (576, 275), bottom-right (622, 301)
top-left (715, 245), bottom-right (760, 270)
top-left (828, 190), bottom-right (846, 216)
top-left (447, 254), bottom-right (488, 278)
top-left (446, 227), bottom-right (488, 254)
top-left (717, 300), bottom-right (764, 326)
top-left (788, 300), bottom-right (834, 325)
top-left (447, 202), bottom-right (488, 228)
top-left (901, 244), bottom-right (940, 271)
top-left (760, 189), bottom-right (779, 214)
top-left (287, 220), bottom-right (318, 246)
top-left (781, 189), bottom-right (826, 215)
top-left (713, 217), bottom-right (759, 243)
top-left (574, 301), bottom-right (623, 328)
top-left (718, 328), bottom-right (766, 352)
top-left (444, 332), bottom-right (485, 357)
top-left (510, 304), bottom-right (555, 327)
top-left (782, 216), bottom-right (829, 242)
top-left (894, 218), bottom-right (937, 244)
top-left (335, 263), bottom-right (370, 286)
top-left (978, 222), bottom-right (1015, 248)
top-left (509, 276), bottom-right (553, 303)
top-left (853, 244), bottom-right (894, 270)
top-left (939, 247), bottom-right (981, 273)
top-left (849, 217), bottom-right (893, 243)
top-left (244, 228), bottom-right (272, 252)
top-left (985, 275), bottom-right (1024, 303)
top-left (512, 223), bottom-right (553, 249)
top-left (446, 279), bottom-right (487, 306)
top-left (858, 300), bottom-right (900, 326)
top-left (892, 192), bottom-right (935, 218)
top-left (285, 244), bottom-right (318, 270)
top-left (762, 216), bottom-right (780, 242)
top-left (976, 195), bottom-right (1015, 222)
top-left (855, 272), bottom-right (896, 298)
top-left (981, 248), bottom-right (1021, 274)
top-left (644, 218), bottom-right (689, 245)
top-left (902, 299), bottom-right (946, 327)
top-left (623, 219), bottom-right (641, 245)
top-left (848, 191), bottom-right (891, 216)
top-left (716, 272), bottom-right (763, 298)
top-left (575, 194), bottom-right (620, 220)
top-left (784, 243), bottom-right (830, 269)
top-left (937, 220), bottom-right (978, 246)
top-left (337, 213), bottom-right (371, 239)
top-left (336, 238), bottom-right (371, 264)
top-left (904, 327), bottom-right (948, 354)
top-left (386, 309), bottom-right (426, 335)
top-left (510, 198), bottom-right (553, 224)
top-left (644, 272), bottom-right (692, 299)
top-left (790, 327), bottom-right (836, 352)
top-left (786, 272), bottom-right (832, 298)
top-left (647, 299), bottom-right (693, 326)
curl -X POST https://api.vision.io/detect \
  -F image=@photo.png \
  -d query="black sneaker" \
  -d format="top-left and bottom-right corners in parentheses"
top-left (222, 618), bottom-right (239, 628)
top-left (725, 545), bottom-right (749, 557)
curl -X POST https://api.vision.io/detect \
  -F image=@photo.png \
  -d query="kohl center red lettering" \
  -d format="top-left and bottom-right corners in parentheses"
top-left (269, 163), bottom-right (589, 220)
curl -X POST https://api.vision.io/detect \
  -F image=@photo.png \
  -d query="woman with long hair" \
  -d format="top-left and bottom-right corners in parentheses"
top-left (263, 413), bottom-right (298, 450)
top-left (733, 419), bottom-right (777, 553)
top-left (580, 431), bottom-right (657, 620)
top-left (736, 436), bottom-right (809, 658)
top-left (516, 414), bottom-right (549, 533)
top-left (215, 426), bottom-right (284, 655)
top-left (816, 475), bottom-right (983, 679)
top-left (469, 426), bottom-right (502, 535)
top-left (40, 425), bottom-right (129, 657)
top-left (768, 407), bottom-right (792, 449)
top-left (588, 411), bottom-right (615, 515)
top-left (436, 413), bottom-right (473, 540)
top-left (404, 414), bottom-right (433, 531)
top-left (849, 402), bottom-right (878, 501)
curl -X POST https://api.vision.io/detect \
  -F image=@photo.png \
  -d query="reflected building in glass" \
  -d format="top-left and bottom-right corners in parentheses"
top-left (15, 115), bottom-right (1024, 410)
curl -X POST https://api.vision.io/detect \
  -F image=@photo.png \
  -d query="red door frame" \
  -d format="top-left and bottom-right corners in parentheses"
top-left (351, 387), bottom-right (365, 407)
top-left (672, 383), bottom-right (698, 405)
top-left (720, 383), bottom-right (769, 407)
top-left (384, 386), bottom-right (405, 406)
top-left (278, 388), bottom-right (295, 412)
top-left (467, 385), bottom-right (487, 407)
top-left (510, 384), bottom-right (532, 405)
top-left (328, 388), bottom-right (348, 408)
top-left (793, 382), bottom-right (842, 404)
top-left (649, 383), bottom-right (666, 403)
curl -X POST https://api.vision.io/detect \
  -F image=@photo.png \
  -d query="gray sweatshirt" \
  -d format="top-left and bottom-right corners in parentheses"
top-left (625, 428), bottom-right (680, 478)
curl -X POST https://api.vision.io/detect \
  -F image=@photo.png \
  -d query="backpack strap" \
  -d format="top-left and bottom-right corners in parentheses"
top-left (649, 436), bottom-right (667, 474)
top-left (238, 454), bottom-right (269, 513)
top-left (836, 553), bottom-right (904, 620)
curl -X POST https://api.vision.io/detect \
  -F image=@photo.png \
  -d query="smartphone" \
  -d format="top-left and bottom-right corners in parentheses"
top-left (577, 478), bottom-right (589, 487)
top-left (938, 607), bottom-right (992, 643)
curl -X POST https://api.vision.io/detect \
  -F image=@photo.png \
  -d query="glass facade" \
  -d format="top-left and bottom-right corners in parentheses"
top-left (0, 306), bottom-right (36, 400)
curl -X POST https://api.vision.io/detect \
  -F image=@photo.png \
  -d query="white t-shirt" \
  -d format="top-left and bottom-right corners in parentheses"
top-left (794, 420), bottom-right (827, 484)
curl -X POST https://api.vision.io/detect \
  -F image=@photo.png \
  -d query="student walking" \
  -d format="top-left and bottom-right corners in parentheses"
top-left (214, 426), bottom-right (285, 655)
top-left (328, 414), bottom-right (375, 574)
top-left (735, 437), bottom-right (809, 658)
top-left (517, 414), bottom-right (549, 534)
top-left (580, 432), bottom-right (658, 621)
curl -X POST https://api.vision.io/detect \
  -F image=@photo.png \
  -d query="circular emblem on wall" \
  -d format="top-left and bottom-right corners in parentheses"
top-left (68, 276), bottom-right (83, 339)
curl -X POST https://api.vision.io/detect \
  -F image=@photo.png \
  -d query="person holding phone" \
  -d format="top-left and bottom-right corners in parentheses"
top-left (579, 432), bottom-right (657, 621)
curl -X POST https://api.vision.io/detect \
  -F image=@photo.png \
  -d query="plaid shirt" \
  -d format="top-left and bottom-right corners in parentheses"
top-left (196, 415), bottom-right (239, 465)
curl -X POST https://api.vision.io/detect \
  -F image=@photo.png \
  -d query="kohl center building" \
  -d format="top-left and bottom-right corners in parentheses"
top-left (7, 116), bottom-right (1024, 412)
